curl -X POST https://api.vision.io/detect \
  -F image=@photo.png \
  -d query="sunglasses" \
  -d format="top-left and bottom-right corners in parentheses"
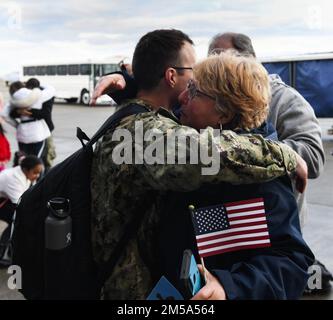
top-left (186, 79), bottom-right (215, 101)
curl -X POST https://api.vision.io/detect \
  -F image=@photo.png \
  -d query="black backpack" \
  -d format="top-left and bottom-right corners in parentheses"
top-left (12, 103), bottom-right (148, 300)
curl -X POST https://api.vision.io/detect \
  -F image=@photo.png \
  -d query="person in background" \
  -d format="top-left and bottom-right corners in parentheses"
top-left (0, 155), bottom-right (43, 230)
top-left (24, 78), bottom-right (56, 173)
top-left (8, 81), bottom-right (52, 161)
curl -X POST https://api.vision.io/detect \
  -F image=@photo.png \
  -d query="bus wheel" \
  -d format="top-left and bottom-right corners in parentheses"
top-left (80, 90), bottom-right (90, 105)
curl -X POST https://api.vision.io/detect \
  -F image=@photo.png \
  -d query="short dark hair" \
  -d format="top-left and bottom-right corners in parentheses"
top-left (13, 151), bottom-right (26, 167)
top-left (20, 155), bottom-right (43, 171)
top-left (9, 81), bottom-right (25, 96)
top-left (208, 32), bottom-right (256, 57)
top-left (26, 78), bottom-right (40, 89)
top-left (132, 29), bottom-right (193, 90)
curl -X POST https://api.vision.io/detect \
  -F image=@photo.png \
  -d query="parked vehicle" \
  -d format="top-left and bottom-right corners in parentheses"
top-left (21, 58), bottom-right (124, 105)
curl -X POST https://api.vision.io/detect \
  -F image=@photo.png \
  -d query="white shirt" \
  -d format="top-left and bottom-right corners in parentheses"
top-left (11, 88), bottom-right (51, 144)
top-left (0, 166), bottom-right (30, 204)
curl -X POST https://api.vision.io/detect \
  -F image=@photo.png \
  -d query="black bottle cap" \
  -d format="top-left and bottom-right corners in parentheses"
top-left (47, 197), bottom-right (70, 219)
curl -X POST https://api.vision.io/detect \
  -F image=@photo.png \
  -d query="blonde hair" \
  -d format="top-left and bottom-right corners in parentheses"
top-left (193, 50), bottom-right (271, 130)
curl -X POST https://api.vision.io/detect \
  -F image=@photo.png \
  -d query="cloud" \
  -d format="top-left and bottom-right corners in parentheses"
top-left (78, 32), bottom-right (124, 45)
top-left (1, 0), bottom-right (333, 76)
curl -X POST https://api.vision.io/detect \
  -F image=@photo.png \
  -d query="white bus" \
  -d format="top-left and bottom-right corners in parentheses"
top-left (21, 59), bottom-right (124, 105)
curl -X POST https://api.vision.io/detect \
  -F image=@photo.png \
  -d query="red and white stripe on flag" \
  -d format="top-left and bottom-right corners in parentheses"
top-left (196, 198), bottom-right (271, 258)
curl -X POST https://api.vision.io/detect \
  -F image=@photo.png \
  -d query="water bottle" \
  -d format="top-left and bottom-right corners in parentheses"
top-left (45, 198), bottom-right (72, 250)
top-left (44, 197), bottom-right (72, 299)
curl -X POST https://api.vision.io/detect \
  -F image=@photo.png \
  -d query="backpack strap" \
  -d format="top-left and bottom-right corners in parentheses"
top-left (87, 103), bottom-right (150, 147)
top-left (76, 128), bottom-right (91, 147)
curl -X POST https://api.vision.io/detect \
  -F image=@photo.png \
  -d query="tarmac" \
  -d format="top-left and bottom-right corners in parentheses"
top-left (0, 100), bottom-right (332, 300)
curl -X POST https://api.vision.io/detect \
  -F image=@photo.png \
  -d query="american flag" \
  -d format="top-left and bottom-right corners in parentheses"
top-left (191, 198), bottom-right (271, 258)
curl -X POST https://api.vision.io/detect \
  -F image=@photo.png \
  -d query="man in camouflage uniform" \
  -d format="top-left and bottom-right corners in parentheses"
top-left (91, 29), bottom-right (305, 299)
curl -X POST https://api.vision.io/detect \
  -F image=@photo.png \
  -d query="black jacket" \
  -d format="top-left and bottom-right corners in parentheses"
top-left (29, 96), bottom-right (55, 132)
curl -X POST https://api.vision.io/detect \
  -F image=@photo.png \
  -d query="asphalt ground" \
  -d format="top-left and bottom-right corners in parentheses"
top-left (0, 102), bottom-right (332, 300)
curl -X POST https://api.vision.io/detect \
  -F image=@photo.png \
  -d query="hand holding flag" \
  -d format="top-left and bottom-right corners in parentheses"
top-left (191, 265), bottom-right (226, 300)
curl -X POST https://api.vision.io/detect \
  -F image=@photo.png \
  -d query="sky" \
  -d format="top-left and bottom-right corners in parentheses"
top-left (0, 0), bottom-right (333, 77)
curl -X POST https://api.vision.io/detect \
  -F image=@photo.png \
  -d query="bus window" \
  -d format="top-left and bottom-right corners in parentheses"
top-left (68, 64), bottom-right (79, 75)
top-left (46, 65), bottom-right (56, 75)
top-left (36, 66), bottom-right (47, 76)
top-left (26, 67), bottom-right (36, 76)
top-left (102, 64), bottom-right (118, 75)
top-left (23, 67), bottom-right (29, 76)
top-left (295, 60), bottom-right (333, 117)
top-left (57, 65), bottom-right (68, 75)
top-left (80, 64), bottom-right (92, 75)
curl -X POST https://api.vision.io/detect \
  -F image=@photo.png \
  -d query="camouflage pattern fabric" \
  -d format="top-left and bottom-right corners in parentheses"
top-left (91, 99), bottom-right (297, 300)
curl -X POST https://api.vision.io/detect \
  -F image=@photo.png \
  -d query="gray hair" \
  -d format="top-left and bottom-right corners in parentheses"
top-left (208, 32), bottom-right (256, 57)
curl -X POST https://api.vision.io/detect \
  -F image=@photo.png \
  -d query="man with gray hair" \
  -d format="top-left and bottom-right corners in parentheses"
top-left (208, 32), bottom-right (331, 294)
top-left (208, 32), bottom-right (324, 183)
top-left (208, 32), bottom-right (256, 57)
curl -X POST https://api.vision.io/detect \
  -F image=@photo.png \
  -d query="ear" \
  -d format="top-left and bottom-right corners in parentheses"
top-left (164, 67), bottom-right (177, 88)
top-left (219, 111), bottom-right (234, 126)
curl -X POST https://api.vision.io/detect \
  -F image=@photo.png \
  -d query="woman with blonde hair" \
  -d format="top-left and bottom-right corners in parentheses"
top-left (180, 50), bottom-right (271, 132)
top-left (157, 51), bottom-right (314, 300)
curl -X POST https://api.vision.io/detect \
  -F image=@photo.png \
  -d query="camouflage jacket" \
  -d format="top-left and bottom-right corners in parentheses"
top-left (91, 99), bottom-right (297, 300)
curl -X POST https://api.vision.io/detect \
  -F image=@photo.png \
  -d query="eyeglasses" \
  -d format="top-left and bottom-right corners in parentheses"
top-left (186, 79), bottom-right (215, 101)
top-left (171, 66), bottom-right (193, 71)
top-left (160, 66), bottom-right (193, 78)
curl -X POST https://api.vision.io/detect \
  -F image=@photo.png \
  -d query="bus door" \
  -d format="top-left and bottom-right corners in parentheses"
top-left (93, 64), bottom-right (102, 88)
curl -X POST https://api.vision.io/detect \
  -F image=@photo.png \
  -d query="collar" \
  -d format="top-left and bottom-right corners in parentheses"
top-left (125, 99), bottom-right (181, 124)
top-left (155, 107), bottom-right (181, 124)
top-left (124, 98), bottom-right (154, 112)
top-left (234, 121), bottom-right (278, 141)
